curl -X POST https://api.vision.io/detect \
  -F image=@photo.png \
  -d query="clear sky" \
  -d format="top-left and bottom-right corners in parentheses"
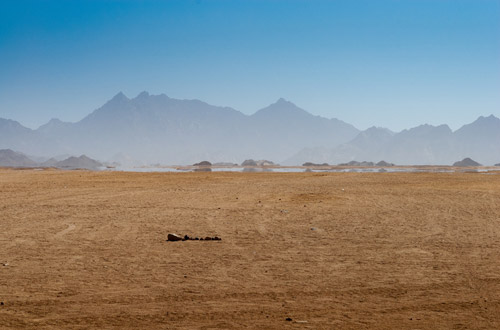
top-left (1, 0), bottom-right (499, 131)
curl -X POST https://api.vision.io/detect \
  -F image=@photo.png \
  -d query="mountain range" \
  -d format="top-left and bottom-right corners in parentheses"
top-left (1, 92), bottom-right (499, 165)
top-left (284, 116), bottom-right (500, 165)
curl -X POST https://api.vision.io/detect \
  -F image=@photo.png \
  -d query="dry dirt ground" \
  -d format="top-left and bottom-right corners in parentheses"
top-left (1, 169), bottom-right (499, 329)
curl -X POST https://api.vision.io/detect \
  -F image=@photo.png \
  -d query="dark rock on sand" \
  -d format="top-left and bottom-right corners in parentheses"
top-left (167, 233), bottom-right (183, 241)
top-left (167, 233), bottom-right (220, 242)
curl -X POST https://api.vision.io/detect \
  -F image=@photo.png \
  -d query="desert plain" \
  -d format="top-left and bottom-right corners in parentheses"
top-left (0, 169), bottom-right (499, 329)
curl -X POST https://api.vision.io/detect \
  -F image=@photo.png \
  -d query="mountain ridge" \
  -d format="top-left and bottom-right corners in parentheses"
top-left (284, 116), bottom-right (500, 165)
top-left (1, 92), bottom-right (499, 165)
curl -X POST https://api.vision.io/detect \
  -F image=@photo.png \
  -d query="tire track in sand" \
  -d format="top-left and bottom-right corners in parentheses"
top-left (54, 224), bottom-right (76, 238)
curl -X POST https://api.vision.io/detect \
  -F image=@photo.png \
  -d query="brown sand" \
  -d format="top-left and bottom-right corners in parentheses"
top-left (1, 169), bottom-right (499, 329)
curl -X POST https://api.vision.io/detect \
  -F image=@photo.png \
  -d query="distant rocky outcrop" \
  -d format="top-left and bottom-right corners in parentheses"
top-left (193, 161), bottom-right (212, 166)
top-left (256, 160), bottom-right (275, 166)
top-left (376, 160), bottom-right (394, 166)
top-left (302, 162), bottom-right (329, 167)
top-left (338, 161), bottom-right (375, 167)
top-left (495, 163), bottom-right (500, 167)
top-left (241, 159), bottom-right (275, 166)
top-left (55, 155), bottom-right (103, 170)
top-left (453, 158), bottom-right (482, 167)
top-left (0, 149), bottom-right (37, 167)
top-left (241, 159), bottom-right (258, 166)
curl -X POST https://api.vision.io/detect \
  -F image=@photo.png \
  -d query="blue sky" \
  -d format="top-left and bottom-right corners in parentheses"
top-left (1, 0), bottom-right (499, 131)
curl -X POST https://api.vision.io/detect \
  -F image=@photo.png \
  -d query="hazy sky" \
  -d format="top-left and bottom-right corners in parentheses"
top-left (1, 0), bottom-right (499, 131)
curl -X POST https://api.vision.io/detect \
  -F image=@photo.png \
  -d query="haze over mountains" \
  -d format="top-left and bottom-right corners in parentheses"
top-left (1, 92), bottom-right (499, 166)
top-left (285, 115), bottom-right (500, 166)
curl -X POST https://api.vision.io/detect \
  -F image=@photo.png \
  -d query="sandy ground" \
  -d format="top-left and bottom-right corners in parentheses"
top-left (1, 169), bottom-right (499, 329)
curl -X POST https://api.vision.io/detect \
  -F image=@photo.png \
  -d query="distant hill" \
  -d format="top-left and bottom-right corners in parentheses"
top-left (453, 158), bottom-right (481, 167)
top-left (0, 149), bottom-right (102, 170)
top-left (54, 155), bottom-right (103, 170)
top-left (0, 149), bottom-right (37, 167)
